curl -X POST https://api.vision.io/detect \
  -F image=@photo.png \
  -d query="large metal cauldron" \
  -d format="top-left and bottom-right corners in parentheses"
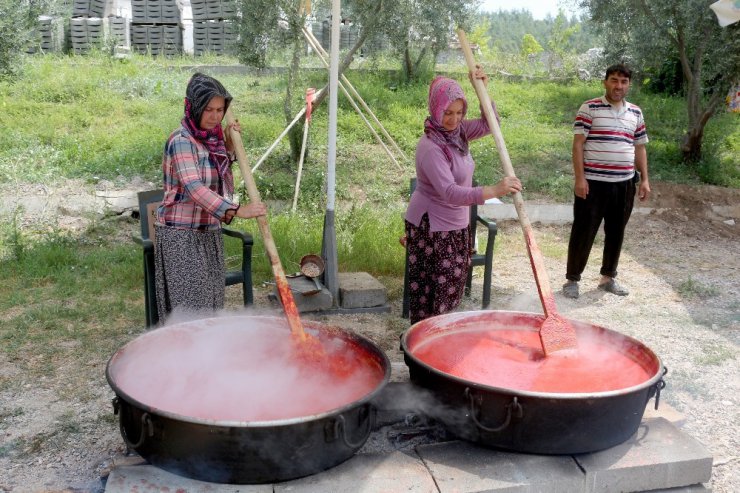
top-left (106, 315), bottom-right (390, 484)
top-left (401, 310), bottom-right (667, 455)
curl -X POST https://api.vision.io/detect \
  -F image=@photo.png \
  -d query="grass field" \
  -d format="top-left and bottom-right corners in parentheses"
top-left (0, 54), bottom-right (737, 373)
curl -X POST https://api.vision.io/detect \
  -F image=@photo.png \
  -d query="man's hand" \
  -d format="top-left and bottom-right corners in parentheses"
top-left (574, 177), bottom-right (589, 199)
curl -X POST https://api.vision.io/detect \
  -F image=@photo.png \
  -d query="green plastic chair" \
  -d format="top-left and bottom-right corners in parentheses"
top-left (402, 178), bottom-right (498, 318)
top-left (133, 189), bottom-right (254, 327)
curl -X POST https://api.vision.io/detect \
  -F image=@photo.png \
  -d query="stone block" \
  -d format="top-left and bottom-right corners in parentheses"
top-left (338, 272), bottom-right (387, 308)
top-left (275, 451), bottom-right (436, 493)
top-left (574, 418), bottom-right (713, 493)
top-left (648, 485), bottom-right (711, 492)
top-left (417, 440), bottom-right (585, 493)
top-left (642, 401), bottom-right (686, 427)
top-left (105, 465), bottom-right (271, 492)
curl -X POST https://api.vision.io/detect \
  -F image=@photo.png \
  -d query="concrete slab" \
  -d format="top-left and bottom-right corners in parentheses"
top-left (105, 465), bottom-right (271, 492)
top-left (417, 440), bottom-right (585, 493)
top-left (648, 485), bottom-right (711, 492)
top-left (642, 401), bottom-right (686, 427)
top-left (338, 272), bottom-right (387, 309)
top-left (574, 418), bottom-right (713, 493)
top-left (275, 450), bottom-right (436, 493)
top-left (317, 304), bottom-right (391, 315)
top-left (479, 203), bottom-right (653, 225)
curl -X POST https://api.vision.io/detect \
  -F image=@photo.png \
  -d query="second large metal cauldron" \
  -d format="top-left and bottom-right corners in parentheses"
top-left (401, 310), bottom-right (667, 454)
top-left (106, 315), bottom-right (390, 484)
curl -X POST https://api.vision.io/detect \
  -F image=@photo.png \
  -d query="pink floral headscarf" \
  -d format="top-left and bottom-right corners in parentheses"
top-left (424, 76), bottom-right (469, 161)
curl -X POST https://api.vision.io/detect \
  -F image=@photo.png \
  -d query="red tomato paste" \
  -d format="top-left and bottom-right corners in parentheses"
top-left (109, 318), bottom-right (384, 421)
top-left (411, 328), bottom-right (653, 393)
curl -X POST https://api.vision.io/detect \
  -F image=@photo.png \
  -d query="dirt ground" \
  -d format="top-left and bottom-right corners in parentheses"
top-left (0, 181), bottom-right (738, 492)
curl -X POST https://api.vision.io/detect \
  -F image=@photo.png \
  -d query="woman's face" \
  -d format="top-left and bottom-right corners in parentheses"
top-left (199, 96), bottom-right (226, 130)
top-left (442, 99), bottom-right (465, 131)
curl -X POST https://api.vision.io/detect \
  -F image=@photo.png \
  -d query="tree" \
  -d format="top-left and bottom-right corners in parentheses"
top-left (234, 0), bottom-right (381, 162)
top-left (0, 0), bottom-right (48, 77)
top-left (521, 33), bottom-right (543, 57)
top-left (467, 18), bottom-right (493, 58)
top-left (546, 11), bottom-right (580, 73)
top-left (578, 0), bottom-right (740, 163)
top-left (379, 0), bottom-right (478, 82)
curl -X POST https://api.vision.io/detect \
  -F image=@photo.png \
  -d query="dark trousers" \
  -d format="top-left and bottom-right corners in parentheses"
top-left (566, 178), bottom-right (636, 282)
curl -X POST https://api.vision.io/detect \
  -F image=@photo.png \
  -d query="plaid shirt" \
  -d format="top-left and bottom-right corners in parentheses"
top-left (156, 125), bottom-right (237, 231)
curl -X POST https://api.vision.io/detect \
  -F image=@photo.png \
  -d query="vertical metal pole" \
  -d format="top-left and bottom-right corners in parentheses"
top-left (321, 0), bottom-right (341, 304)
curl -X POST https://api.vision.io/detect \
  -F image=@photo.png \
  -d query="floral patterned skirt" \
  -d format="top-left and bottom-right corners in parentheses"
top-left (405, 213), bottom-right (471, 325)
top-left (154, 225), bottom-right (226, 325)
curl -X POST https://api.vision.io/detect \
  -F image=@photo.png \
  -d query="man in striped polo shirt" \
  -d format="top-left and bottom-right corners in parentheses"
top-left (562, 64), bottom-right (651, 299)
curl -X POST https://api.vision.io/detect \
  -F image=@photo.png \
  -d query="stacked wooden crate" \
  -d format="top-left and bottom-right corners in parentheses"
top-left (191, 0), bottom-right (236, 55)
top-left (69, 0), bottom-right (109, 54)
top-left (26, 16), bottom-right (65, 54)
top-left (130, 0), bottom-right (182, 55)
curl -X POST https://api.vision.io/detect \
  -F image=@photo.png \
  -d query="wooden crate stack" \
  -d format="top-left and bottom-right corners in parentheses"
top-left (130, 0), bottom-right (183, 56)
top-left (26, 16), bottom-right (65, 54)
top-left (73, 0), bottom-right (107, 17)
top-left (69, 0), bottom-right (109, 54)
top-left (190, 0), bottom-right (236, 55)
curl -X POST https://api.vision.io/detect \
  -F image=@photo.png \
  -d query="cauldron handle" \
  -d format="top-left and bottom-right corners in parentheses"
top-left (653, 366), bottom-right (668, 410)
top-left (112, 397), bottom-right (153, 449)
top-left (465, 388), bottom-right (523, 433)
top-left (326, 405), bottom-right (375, 449)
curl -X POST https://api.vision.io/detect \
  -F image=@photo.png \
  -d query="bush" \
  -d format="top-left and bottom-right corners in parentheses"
top-left (0, 0), bottom-right (36, 77)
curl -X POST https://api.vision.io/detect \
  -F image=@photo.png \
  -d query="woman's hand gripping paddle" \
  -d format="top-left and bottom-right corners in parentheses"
top-left (457, 30), bottom-right (578, 355)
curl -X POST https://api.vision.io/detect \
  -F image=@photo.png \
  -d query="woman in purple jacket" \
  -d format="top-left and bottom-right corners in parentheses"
top-left (405, 67), bottom-right (521, 324)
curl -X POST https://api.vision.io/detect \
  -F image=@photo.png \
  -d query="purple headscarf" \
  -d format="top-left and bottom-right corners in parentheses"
top-left (424, 76), bottom-right (469, 161)
top-left (181, 73), bottom-right (234, 197)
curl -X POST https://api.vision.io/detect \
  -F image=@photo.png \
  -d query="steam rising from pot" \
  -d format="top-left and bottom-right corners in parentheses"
top-left (109, 315), bottom-right (385, 422)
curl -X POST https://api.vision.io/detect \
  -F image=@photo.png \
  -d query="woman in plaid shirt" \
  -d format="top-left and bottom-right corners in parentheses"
top-left (154, 73), bottom-right (266, 323)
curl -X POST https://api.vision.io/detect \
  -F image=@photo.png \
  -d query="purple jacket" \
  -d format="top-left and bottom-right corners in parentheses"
top-left (405, 117), bottom-right (491, 232)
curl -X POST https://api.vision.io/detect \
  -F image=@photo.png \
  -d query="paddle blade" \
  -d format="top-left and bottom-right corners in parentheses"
top-left (539, 314), bottom-right (578, 355)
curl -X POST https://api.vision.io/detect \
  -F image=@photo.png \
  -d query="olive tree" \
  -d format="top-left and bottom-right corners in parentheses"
top-left (380, 0), bottom-right (479, 82)
top-left (233, 0), bottom-right (383, 162)
top-left (577, 0), bottom-right (740, 162)
top-left (0, 0), bottom-right (49, 77)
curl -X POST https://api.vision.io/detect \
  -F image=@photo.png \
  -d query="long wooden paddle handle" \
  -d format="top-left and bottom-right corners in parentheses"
top-left (457, 29), bottom-right (555, 311)
top-left (225, 109), bottom-right (306, 339)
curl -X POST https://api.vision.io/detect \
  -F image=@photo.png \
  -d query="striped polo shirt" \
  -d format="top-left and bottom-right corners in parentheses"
top-left (573, 96), bottom-right (648, 182)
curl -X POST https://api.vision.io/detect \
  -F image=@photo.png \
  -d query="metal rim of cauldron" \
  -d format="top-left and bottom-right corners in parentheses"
top-left (400, 310), bottom-right (664, 400)
top-left (106, 315), bottom-right (391, 428)
top-left (400, 310), bottom-right (668, 454)
top-left (105, 315), bottom-right (392, 483)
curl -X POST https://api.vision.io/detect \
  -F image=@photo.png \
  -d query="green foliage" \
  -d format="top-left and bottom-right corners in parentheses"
top-left (226, 205), bottom-right (406, 283)
top-left (0, 0), bottom-right (37, 77)
top-left (0, 57), bottom-right (736, 197)
top-left (677, 276), bottom-right (719, 299)
top-left (546, 12), bottom-right (581, 73)
top-left (376, 0), bottom-right (478, 81)
top-left (520, 34), bottom-right (544, 57)
top-left (695, 342), bottom-right (735, 366)
top-left (482, 9), bottom-right (600, 55)
top-left (579, 0), bottom-right (740, 162)
top-left (233, 0), bottom-right (285, 69)
top-left (468, 18), bottom-right (493, 58)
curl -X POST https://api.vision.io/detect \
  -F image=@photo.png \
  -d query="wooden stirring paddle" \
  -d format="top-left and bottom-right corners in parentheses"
top-left (225, 109), bottom-right (308, 342)
top-left (457, 29), bottom-right (578, 355)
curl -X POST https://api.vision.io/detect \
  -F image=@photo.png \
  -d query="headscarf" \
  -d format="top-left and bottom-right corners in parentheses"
top-left (182, 73), bottom-right (234, 197)
top-left (424, 76), bottom-right (469, 162)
